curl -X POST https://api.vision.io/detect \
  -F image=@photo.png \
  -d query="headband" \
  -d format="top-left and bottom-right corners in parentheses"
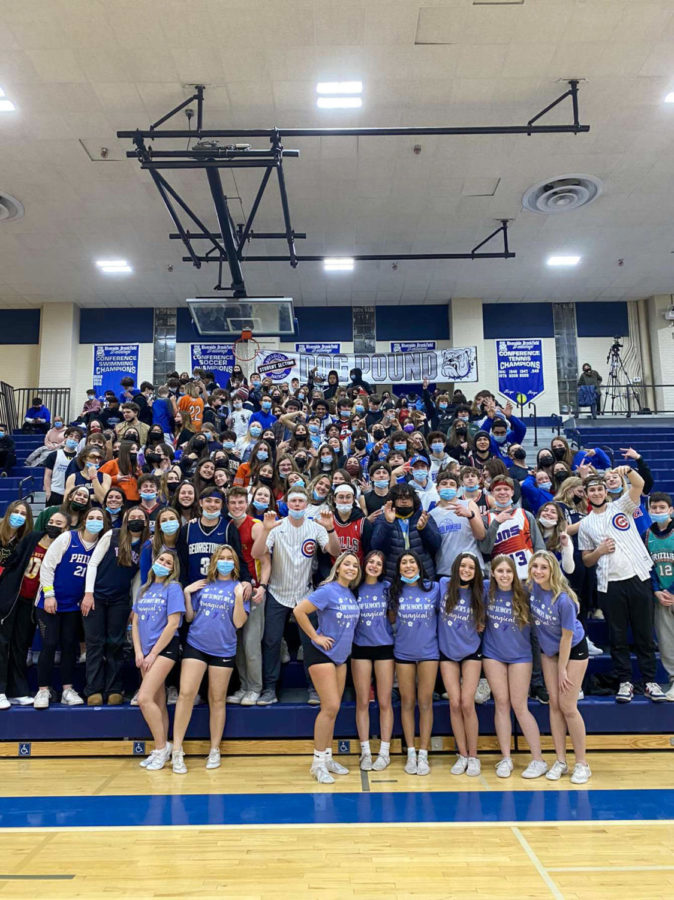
top-left (287, 490), bottom-right (307, 501)
top-left (333, 483), bottom-right (355, 495)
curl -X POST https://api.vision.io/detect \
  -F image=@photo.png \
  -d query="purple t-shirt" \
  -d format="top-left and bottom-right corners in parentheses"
top-left (354, 581), bottom-right (393, 647)
top-left (482, 588), bottom-right (532, 664)
top-left (187, 580), bottom-right (250, 658)
top-left (437, 577), bottom-right (482, 661)
top-left (310, 581), bottom-right (361, 665)
top-left (133, 581), bottom-right (185, 656)
top-left (529, 585), bottom-right (585, 657)
top-left (392, 582), bottom-right (440, 662)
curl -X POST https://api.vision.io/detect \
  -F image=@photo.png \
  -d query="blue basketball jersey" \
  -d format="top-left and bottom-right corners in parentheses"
top-left (39, 531), bottom-right (95, 613)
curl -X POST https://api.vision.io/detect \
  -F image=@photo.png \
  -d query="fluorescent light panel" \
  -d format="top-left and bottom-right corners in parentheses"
top-left (665, 92), bottom-right (674, 103)
top-left (0, 87), bottom-right (15, 112)
top-left (96, 259), bottom-right (132, 273)
top-left (316, 81), bottom-right (363, 95)
top-left (323, 257), bottom-right (354, 271)
top-left (316, 80), bottom-right (362, 110)
top-left (547, 255), bottom-right (581, 267)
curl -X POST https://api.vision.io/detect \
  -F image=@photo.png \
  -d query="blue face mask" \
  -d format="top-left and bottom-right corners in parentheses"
top-left (309, 424), bottom-right (320, 434)
top-left (650, 511), bottom-right (671, 524)
top-left (256, 451), bottom-right (268, 462)
top-left (288, 508), bottom-right (305, 520)
top-left (65, 439), bottom-right (79, 451)
top-left (539, 481), bottom-right (552, 492)
top-left (261, 401), bottom-right (272, 411)
top-left (140, 491), bottom-right (157, 502)
top-left (222, 441), bottom-right (235, 451)
top-left (54, 422), bottom-right (63, 429)
top-left (321, 457), bottom-right (333, 466)
top-left (253, 500), bottom-right (269, 512)
top-left (250, 427), bottom-right (262, 438)
top-left (492, 433), bottom-right (507, 444)
top-left (86, 519), bottom-right (104, 534)
top-left (336, 503), bottom-right (352, 515)
top-left (160, 519), bottom-right (180, 535)
top-left (293, 479), bottom-right (305, 488)
top-left (607, 485), bottom-right (623, 494)
top-left (312, 490), bottom-right (324, 502)
top-left (412, 469), bottom-right (428, 484)
top-left (439, 488), bottom-right (457, 501)
top-left (216, 559), bottom-right (235, 575)
top-left (355, 405), bottom-right (365, 414)
top-left (394, 443), bottom-right (407, 452)
top-left (400, 574), bottom-right (420, 584)
top-left (202, 508), bottom-right (220, 520)
top-left (493, 498), bottom-right (512, 509)
top-left (464, 484), bottom-right (479, 493)
top-left (373, 479), bottom-right (389, 489)
top-left (431, 443), bottom-right (445, 454)
top-left (105, 506), bottom-right (121, 516)
top-left (438, 403), bottom-right (448, 411)
top-left (152, 561), bottom-right (171, 577)
top-left (9, 513), bottom-right (26, 528)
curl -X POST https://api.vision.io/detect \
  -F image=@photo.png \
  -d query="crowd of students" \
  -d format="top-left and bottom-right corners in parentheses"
top-left (0, 362), bottom-right (672, 785)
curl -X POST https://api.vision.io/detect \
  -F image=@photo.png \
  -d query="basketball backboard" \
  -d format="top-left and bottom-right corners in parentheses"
top-left (186, 297), bottom-right (296, 337)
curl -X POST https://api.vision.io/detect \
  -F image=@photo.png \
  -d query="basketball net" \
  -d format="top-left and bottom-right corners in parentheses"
top-left (232, 329), bottom-right (261, 364)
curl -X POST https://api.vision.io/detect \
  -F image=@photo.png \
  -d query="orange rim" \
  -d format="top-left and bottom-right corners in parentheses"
top-left (233, 333), bottom-right (260, 362)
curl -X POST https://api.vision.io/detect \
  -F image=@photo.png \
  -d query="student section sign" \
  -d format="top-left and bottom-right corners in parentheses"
top-left (93, 344), bottom-right (138, 398)
top-left (496, 339), bottom-right (544, 403)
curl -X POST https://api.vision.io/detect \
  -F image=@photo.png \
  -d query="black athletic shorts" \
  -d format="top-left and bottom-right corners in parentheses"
top-left (182, 643), bottom-right (235, 668)
top-left (304, 642), bottom-right (339, 668)
top-left (394, 657), bottom-right (439, 665)
top-left (440, 649), bottom-right (483, 663)
top-left (351, 643), bottom-right (394, 661)
top-left (568, 636), bottom-right (589, 661)
top-left (158, 636), bottom-right (180, 661)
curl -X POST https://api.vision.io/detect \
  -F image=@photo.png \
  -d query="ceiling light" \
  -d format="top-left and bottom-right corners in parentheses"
top-left (546, 255), bottom-right (581, 267)
top-left (316, 81), bottom-right (363, 95)
top-left (317, 96), bottom-right (362, 109)
top-left (0, 99), bottom-right (15, 112)
top-left (96, 259), bottom-right (132, 274)
top-left (665, 92), bottom-right (674, 103)
top-left (323, 257), bottom-right (354, 272)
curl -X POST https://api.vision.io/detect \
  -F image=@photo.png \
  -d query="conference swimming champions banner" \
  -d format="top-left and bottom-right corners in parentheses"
top-left (496, 339), bottom-right (544, 402)
top-left (190, 343), bottom-right (235, 386)
top-left (93, 344), bottom-right (138, 397)
top-left (255, 347), bottom-right (478, 385)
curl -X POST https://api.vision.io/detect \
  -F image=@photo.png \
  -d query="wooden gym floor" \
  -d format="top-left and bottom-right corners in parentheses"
top-left (0, 749), bottom-right (673, 899)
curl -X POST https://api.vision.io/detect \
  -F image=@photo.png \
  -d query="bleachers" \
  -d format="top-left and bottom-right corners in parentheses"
top-left (0, 430), bottom-right (44, 516)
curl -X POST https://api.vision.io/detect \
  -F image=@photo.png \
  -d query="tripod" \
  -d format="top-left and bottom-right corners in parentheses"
top-left (602, 338), bottom-right (642, 417)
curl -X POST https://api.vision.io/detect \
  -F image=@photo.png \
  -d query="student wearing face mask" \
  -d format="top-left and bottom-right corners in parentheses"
top-left (430, 469), bottom-right (485, 578)
top-left (645, 492), bottom-right (674, 702)
top-left (535, 502), bottom-right (575, 574)
top-left (42, 427), bottom-right (83, 506)
top-left (469, 430), bottom-right (495, 472)
top-left (34, 508), bottom-right (109, 709)
top-left (507, 444), bottom-right (530, 484)
top-left (102, 487), bottom-right (126, 529)
top-left (136, 474), bottom-right (165, 533)
top-left (228, 392), bottom-right (252, 439)
top-left (64, 445), bottom-right (111, 507)
top-left (234, 440), bottom-right (273, 488)
top-left (151, 386), bottom-right (177, 443)
top-left (408, 456), bottom-right (440, 510)
top-left (421, 378), bottom-right (454, 434)
top-left (349, 367), bottom-right (373, 395)
top-left (100, 440), bottom-right (142, 503)
top-left (249, 394), bottom-right (277, 430)
top-left (23, 416), bottom-right (66, 469)
top-left (481, 399), bottom-right (526, 463)
top-left (359, 463), bottom-right (393, 518)
top-left (520, 467), bottom-right (554, 514)
top-left (459, 466), bottom-right (489, 514)
top-left (371, 484), bottom-right (441, 580)
top-left (577, 363), bottom-right (602, 418)
top-left (139, 507), bottom-right (182, 585)
top-left (427, 432), bottom-right (451, 479)
top-left (82, 507), bottom-right (149, 705)
top-left (328, 484), bottom-right (371, 565)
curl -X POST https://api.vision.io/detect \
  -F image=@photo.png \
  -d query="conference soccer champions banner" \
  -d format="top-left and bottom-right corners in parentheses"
top-left (190, 343), bottom-right (235, 386)
top-left (496, 339), bottom-right (544, 403)
top-left (255, 347), bottom-right (478, 385)
top-left (93, 344), bottom-right (139, 398)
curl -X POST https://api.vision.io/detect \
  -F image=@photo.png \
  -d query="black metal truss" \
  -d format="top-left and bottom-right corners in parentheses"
top-left (117, 81), bottom-right (589, 296)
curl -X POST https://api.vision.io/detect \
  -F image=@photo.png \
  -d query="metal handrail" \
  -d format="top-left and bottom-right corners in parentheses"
top-left (527, 401), bottom-right (538, 447)
top-left (17, 475), bottom-right (35, 502)
top-left (14, 387), bottom-right (71, 427)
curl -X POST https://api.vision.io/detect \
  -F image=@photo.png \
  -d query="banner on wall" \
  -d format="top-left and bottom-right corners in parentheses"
top-left (496, 339), bottom-right (544, 402)
top-left (93, 344), bottom-right (138, 398)
top-left (255, 347), bottom-right (478, 385)
top-left (390, 341), bottom-right (436, 353)
top-left (295, 342), bottom-right (341, 354)
top-left (190, 343), bottom-right (235, 386)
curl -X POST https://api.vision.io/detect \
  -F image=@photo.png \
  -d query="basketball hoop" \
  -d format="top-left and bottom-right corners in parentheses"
top-left (233, 329), bottom-right (261, 363)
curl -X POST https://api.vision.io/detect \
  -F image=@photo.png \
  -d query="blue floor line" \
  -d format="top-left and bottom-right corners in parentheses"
top-left (0, 788), bottom-right (672, 829)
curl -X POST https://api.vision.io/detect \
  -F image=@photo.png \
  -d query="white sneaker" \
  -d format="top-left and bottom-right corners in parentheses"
top-left (360, 753), bottom-right (373, 771)
top-left (546, 760), bottom-right (569, 781)
top-left (310, 763), bottom-right (335, 784)
top-left (666, 683), bottom-right (674, 702)
top-left (9, 696), bottom-right (34, 706)
top-left (475, 677), bottom-right (491, 704)
top-left (578, 689), bottom-right (585, 700)
top-left (296, 644), bottom-right (304, 662)
top-left (451, 754), bottom-right (468, 775)
top-left (644, 682), bottom-right (666, 702)
top-left (586, 638), bottom-right (603, 657)
top-left (404, 752), bottom-right (417, 775)
top-left (61, 688), bottom-right (84, 706)
top-left (33, 688), bottom-right (50, 709)
top-left (616, 681), bottom-right (633, 703)
top-left (240, 691), bottom-right (260, 706)
top-left (280, 638), bottom-right (291, 664)
top-left (372, 754), bottom-right (390, 771)
top-left (570, 762), bottom-right (592, 784)
top-left (130, 691), bottom-right (139, 706)
top-left (325, 756), bottom-right (349, 775)
top-left (139, 741), bottom-right (171, 769)
top-left (172, 749), bottom-right (188, 774)
top-left (416, 754), bottom-right (430, 776)
top-left (0, 694), bottom-right (10, 710)
top-left (146, 744), bottom-right (172, 771)
top-left (522, 759), bottom-right (549, 779)
top-left (591, 608), bottom-right (604, 620)
top-left (495, 757), bottom-right (514, 778)
top-left (77, 650), bottom-right (86, 664)
top-left (206, 749), bottom-right (221, 770)
top-left (466, 757), bottom-right (481, 777)
top-left (166, 686), bottom-right (178, 705)
top-left (227, 688), bottom-right (245, 704)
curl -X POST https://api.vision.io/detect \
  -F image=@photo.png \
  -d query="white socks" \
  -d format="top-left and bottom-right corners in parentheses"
top-left (379, 741), bottom-right (390, 758)
top-left (313, 750), bottom-right (326, 766)
top-left (418, 749), bottom-right (428, 760)
top-left (360, 741), bottom-right (371, 756)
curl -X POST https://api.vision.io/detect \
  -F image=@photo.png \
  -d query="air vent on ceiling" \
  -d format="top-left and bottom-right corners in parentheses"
top-left (522, 174), bottom-right (602, 214)
top-left (0, 192), bottom-right (24, 222)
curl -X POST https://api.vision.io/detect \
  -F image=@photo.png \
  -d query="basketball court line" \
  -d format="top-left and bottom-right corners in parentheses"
top-left (512, 826), bottom-right (564, 900)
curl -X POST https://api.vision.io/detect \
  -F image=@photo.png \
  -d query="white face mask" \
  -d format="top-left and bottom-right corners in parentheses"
top-left (539, 516), bottom-right (558, 528)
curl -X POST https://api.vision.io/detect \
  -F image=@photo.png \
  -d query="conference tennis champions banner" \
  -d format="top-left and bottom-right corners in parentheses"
top-left (496, 339), bottom-right (544, 402)
top-left (191, 343), bottom-right (235, 386)
top-left (93, 344), bottom-right (138, 397)
top-left (255, 347), bottom-right (478, 385)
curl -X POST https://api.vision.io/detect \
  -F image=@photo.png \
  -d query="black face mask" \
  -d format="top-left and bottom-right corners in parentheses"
top-left (70, 500), bottom-right (88, 512)
top-left (112, 450), bottom-right (119, 459)
top-left (295, 433), bottom-right (307, 443)
top-left (354, 439), bottom-right (366, 450)
top-left (513, 448), bottom-right (527, 461)
top-left (258, 475), bottom-right (273, 487)
top-left (129, 453), bottom-right (138, 463)
top-left (146, 452), bottom-right (161, 464)
top-left (167, 482), bottom-right (178, 494)
top-left (125, 433), bottom-right (139, 443)
top-left (555, 471), bottom-right (569, 483)
top-left (194, 440), bottom-right (207, 450)
top-left (455, 427), bottom-right (467, 438)
top-left (539, 455), bottom-right (553, 467)
top-left (394, 504), bottom-right (414, 516)
top-left (372, 430), bottom-right (385, 441)
top-left (127, 519), bottom-right (146, 533)
top-left (45, 524), bottom-right (63, 539)
top-left (295, 457), bottom-right (307, 470)
top-left (148, 433), bottom-right (162, 444)
top-left (552, 447), bottom-right (566, 460)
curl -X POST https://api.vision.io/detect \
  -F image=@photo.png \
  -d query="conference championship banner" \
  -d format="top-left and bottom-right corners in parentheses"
top-left (93, 344), bottom-right (138, 398)
top-left (255, 347), bottom-right (478, 385)
top-left (496, 339), bottom-right (544, 402)
top-left (191, 343), bottom-right (235, 386)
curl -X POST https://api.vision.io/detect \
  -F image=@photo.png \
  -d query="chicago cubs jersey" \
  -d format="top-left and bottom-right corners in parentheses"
top-left (578, 492), bottom-right (652, 592)
top-left (266, 516), bottom-right (330, 608)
